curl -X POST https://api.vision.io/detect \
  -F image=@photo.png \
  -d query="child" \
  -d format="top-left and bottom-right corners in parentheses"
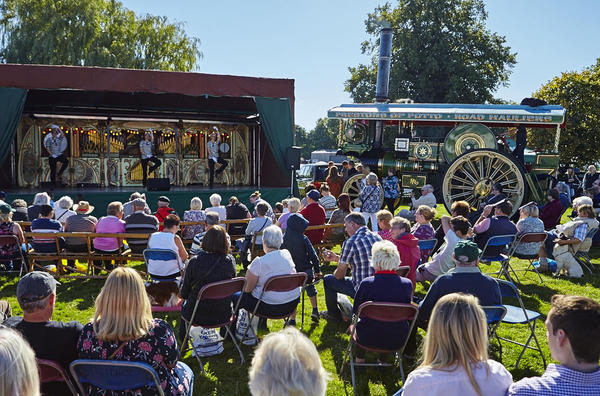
top-left (376, 209), bottom-right (393, 239)
top-left (412, 205), bottom-right (436, 262)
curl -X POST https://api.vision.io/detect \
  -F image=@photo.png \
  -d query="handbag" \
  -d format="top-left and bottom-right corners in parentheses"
top-left (240, 218), bottom-right (269, 253)
top-left (359, 185), bottom-right (378, 212)
top-left (190, 326), bottom-right (224, 357)
top-left (235, 308), bottom-right (259, 345)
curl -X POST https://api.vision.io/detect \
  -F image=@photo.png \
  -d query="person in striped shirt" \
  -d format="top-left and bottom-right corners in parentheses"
top-left (318, 184), bottom-right (337, 220)
top-left (31, 204), bottom-right (63, 253)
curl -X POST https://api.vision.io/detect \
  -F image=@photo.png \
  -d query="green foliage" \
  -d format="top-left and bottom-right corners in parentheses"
top-left (346, 0), bottom-right (516, 104)
top-left (295, 118), bottom-right (340, 159)
top-left (530, 59), bottom-right (600, 166)
top-left (0, 0), bottom-right (201, 71)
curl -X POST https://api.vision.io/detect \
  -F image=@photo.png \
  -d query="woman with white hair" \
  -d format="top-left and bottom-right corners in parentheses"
top-left (514, 202), bottom-right (545, 256)
top-left (248, 327), bottom-right (329, 396)
top-left (205, 193), bottom-right (226, 221)
top-left (233, 225), bottom-right (301, 320)
top-left (27, 191), bottom-right (51, 220)
top-left (0, 327), bottom-right (40, 396)
top-left (53, 195), bottom-right (76, 222)
top-left (351, 240), bottom-right (413, 364)
top-left (182, 196), bottom-right (206, 239)
top-left (359, 172), bottom-right (382, 231)
top-left (276, 197), bottom-right (300, 231)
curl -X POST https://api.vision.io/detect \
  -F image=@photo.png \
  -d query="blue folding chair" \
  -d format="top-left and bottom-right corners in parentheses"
top-left (481, 305), bottom-right (507, 341)
top-left (479, 235), bottom-right (516, 283)
top-left (495, 279), bottom-right (547, 369)
top-left (69, 359), bottom-right (165, 396)
top-left (417, 238), bottom-right (437, 265)
top-left (143, 248), bottom-right (181, 281)
top-left (508, 233), bottom-right (547, 283)
top-left (574, 227), bottom-right (599, 274)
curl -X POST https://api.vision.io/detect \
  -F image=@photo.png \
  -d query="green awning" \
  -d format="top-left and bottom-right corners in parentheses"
top-left (0, 88), bottom-right (27, 163)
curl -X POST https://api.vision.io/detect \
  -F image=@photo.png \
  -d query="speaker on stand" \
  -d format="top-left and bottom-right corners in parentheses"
top-left (146, 178), bottom-right (171, 191)
top-left (286, 146), bottom-right (301, 197)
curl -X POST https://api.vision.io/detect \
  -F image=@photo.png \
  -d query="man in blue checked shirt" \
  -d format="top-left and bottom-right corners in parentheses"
top-left (320, 213), bottom-right (381, 321)
top-left (509, 294), bottom-right (600, 396)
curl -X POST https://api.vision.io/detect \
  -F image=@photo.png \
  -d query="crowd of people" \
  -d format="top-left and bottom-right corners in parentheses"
top-left (1, 164), bottom-right (600, 395)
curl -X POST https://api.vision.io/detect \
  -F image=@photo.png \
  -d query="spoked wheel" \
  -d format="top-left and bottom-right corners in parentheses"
top-left (442, 149), bottom-right (527, 217)
top-left (342, 174), bottom-right (384, 211)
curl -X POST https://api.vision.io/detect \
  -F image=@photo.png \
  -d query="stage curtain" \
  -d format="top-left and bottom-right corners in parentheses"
top-left (0, 88), bottom-right (27, 163)
top-left (254, 96), bottom-right (298, 195)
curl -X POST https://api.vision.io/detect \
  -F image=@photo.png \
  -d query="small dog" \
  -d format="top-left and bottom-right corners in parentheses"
top-left (145, 281), bottom-right (181, 307)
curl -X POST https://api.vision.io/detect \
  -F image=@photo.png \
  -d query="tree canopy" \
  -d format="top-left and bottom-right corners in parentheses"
top-left (529, 59), bottom-right (600, 166)
top-left (0, 0), bottom-right (201, 71)
top-left (346, 0), bottom-right (516, 104)
top-left (295, 118), bottom-right (340, 159)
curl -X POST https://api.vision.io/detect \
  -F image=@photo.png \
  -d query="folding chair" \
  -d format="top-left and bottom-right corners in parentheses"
top-left (0, 234), bottom-right (27, 277)
top-left (495, 279), bottom-right (547, 369)
top-left (340, 302), bottom-right (418, 396)
top-left (507, 232), bottom-right (547, 283)
top-left (180, 277), bottom-right (246, 374)
top-left (574, 227), bottom-right (599, 274)
top-left (37, 358), bottom-right (78, 396)
top-left (479, 235), bottom-right (516, 283)
top-left (481, 305), bottom-right (507, 341)
top-left (70, 359), bottom-right (165, 396)
top-left (417, 239), bottom-right (437, 264)
top-left (143, 249), bottom-right (181, 281)
top-left (300, 276), bottom-right (321, 330)
top-left (239, 273), bottom-right (307, 344)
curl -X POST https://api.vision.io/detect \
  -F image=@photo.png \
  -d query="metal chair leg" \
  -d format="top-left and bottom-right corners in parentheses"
top-left (349, 345), bottom-right (358, 396)
top-left (225, 326), bottom-right (245, 365)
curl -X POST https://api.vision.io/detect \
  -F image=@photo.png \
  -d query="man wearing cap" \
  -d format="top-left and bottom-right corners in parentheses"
top-left (300, 189), bottom-right (327, 244)
top-left (4, 271), bottom-right (82, 394)
top-left (473, 200), bottom-right (518, 256)
top-left (155, 196), bottom-right (176, 231)
top-left (125, 197), bottom-right (159, 253)
top-left (30, 204), bottom-right (64, 253)
top-left (64, 201), bottom-right (98, 254)
top-left (416, 240), bottom-right (502, 326)
top-left (139, 130), bottom-right (162, 186)
top-left (207, 127), bottom-right (228, 189)
top-left (44, 125), bottom-right (69, 186)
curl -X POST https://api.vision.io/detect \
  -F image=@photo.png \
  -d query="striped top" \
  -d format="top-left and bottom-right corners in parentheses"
top-left (31, 218), bottom-right (63, 244)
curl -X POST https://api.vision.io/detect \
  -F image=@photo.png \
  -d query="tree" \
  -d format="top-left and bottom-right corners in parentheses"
top-left (528, 59), bottom-right (600, 166)
top-left (0, 0), bottom-right (201, 71)
top-left (295, 119), bottom-right (340, 160)
top-left (346, 0), bottom-right (516, 104)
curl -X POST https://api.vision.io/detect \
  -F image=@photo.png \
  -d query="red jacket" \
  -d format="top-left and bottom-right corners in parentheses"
top-left (300, 202), bottom-right (326, 244)
top-left (155, 206), bottom-right (176, 231)
top-left (385, 233), bottom-right (420, 287)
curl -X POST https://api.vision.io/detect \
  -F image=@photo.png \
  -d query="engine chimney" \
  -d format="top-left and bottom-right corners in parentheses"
top-left (373, 26), bottom-right (393, 149)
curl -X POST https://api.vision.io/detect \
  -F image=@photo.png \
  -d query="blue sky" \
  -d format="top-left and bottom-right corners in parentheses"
top-left (123, 0), bottom-right (600, 130)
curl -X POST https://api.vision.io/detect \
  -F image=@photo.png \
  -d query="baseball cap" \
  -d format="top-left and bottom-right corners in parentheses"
top-left (307, 190), bottom-right (321, 201)
top-left (17, 271), bottom-right (60, 303)
top-left (454, 240), bottom-right (481, 263)
top-left (0, 203), bottom-right (13, 214)
top-left (158, 196), bottom-right (170, 204)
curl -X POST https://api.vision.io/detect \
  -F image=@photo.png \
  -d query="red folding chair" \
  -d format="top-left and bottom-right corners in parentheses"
top-left (239, 273), bottom-right (307, 344)
top-left (340, 302), bottom-right (419, 396)
top-left (180, 277), bottom-right (246, 374)
top-left (37, 358), bottom-right (79, 395)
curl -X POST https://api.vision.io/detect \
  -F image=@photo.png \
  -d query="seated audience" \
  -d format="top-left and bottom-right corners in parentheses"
top-left (376, 209), bottom-right (393, 239)
top-left (0, 328), bottom-right (41, 396)
top-left (53, 195), bottom-right (76, 223)
top-left (404, 293), bottom-right (512, 396)
top-left (122, 191), bottom-right (151, 218)
top-left (556, 181), bottom-right (571, 208)
top-left (154, 195), bottom-right (176, 230)
top-left (124, 198), bottom-right (159, 254)
top-left (412, 205), bottom-right (436, 262)
top-left (233, 226), bottom-right (301, 323)
top-left (300, 184), bottom-right (316, 210)
top-left (0, 299), bottom-right (12, 321)
top-left (397, 184), bottom-right (436, 221)
top-left (77, 267), bottom-right (193, 395)
top-left (319, 184), bottom-right (337, 220)
top-left (239, 202), bottom-right (272, 253)
top-left (281, 213), bottom-right (322, 324)
top-left (469, 182), bottom-right (507, 224)
top-left (321, 213), bottom-right (381, 321)
top-left (326, 193), bottom-right (350, 243)
top-left (432, 200), bottom-right (471, 254)
top-left (64, 201), bottom-right (97, 253)
top-left (300, 189), bottom-right (327, 244)
top-left (570, 195), bottom-right (593, 218)
top-left (93, 201), bottom-right (126, 270)
top-left (206, 193), bottom-right (227, 221)
top-left (4, 271), bottom-right (82, 395)
top-left (509, 294), bottom-right (600, 395)
top-left (274, 202), bottom-right (284, 215)
top-left (382, 168), bottom-right (400, 213)
top-left (0, 203), bottom-right (26, 269)
top-left (190, 212), bottom-right (231, 255)
top-left (352, 240), bottom-right (413, 363)
top-left (416, 216), bottom-right (470, 283)
top-left (514, 202), bottom-right (545, 257)
top-left (281, 199), bottom-right (289, 214)
top-left (540, 188), bottom-right (564, 230)
top-left (250, 190), bottom-right (275, 221)
top-left (27, 191), bottom-right (51, 220)
top-left (182, 196), bottom-right (206, 240)
top-left (473, 200), bottom-right (517, 256)
top-left (277, 197), bottom-right (300, 232)
top-left (31, 204), bottom-right (63, 253)
top-left (326, 165), bottom-right (343, 198)
top-left (359, 172), bottom-right (381, 231)
top-left (248, 327), bottom-right (329, 396)
top-left (582, 164), bottom-right (599, 190)
top-left (147, 214), bottom-right (188, 279)
top-left (226, 196), bottom-right (251, 235)
top-left (10, 198), bottom-right (28, 221)
top-left (417, 240), bottom-right (502, 326)
top-left (179, 226), bottom-right (236, 339)
top-left (385, 217), bottom-right (420, 286)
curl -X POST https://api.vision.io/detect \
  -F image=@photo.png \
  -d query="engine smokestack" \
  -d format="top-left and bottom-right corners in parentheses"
top-left (375, 27), bottom-right (393, 103)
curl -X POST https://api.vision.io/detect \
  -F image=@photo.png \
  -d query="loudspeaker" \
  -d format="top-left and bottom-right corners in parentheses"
top-left (147, 178), bottom-right (171, 191)
top-left (286, 146), bottom-right (301, 170)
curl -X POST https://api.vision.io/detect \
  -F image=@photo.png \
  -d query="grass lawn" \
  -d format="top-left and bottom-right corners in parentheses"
top-left (1, 205), bottom-right (599, 395)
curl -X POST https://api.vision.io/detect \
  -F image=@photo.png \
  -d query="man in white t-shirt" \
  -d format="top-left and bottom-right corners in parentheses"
top-left (416, 215), bottom-right (470, 283)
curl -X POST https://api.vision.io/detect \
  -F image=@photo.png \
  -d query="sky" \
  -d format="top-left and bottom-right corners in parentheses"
top-left (123, 0), bottom-right (600, 130)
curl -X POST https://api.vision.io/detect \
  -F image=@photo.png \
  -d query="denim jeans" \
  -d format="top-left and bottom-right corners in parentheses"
top-left (323, 274), bottom-right (356, 319)
top-left (545, 231), bottom-right (558, 259)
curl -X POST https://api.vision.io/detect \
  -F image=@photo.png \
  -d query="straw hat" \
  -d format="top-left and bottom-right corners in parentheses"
top-left (73, 201), bottom-right (94, 214)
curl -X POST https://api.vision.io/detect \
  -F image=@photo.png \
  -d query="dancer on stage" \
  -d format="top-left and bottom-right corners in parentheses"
top-left (139, 130), bottom-right (162, 186)
top-left (207, 126), bottom-right (228, 188)
top-left (44, 125), bottom-right (69, 186)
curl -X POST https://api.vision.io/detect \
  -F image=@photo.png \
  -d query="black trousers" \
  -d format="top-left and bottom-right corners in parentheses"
top-left (384, 197), bottom-right (398, 214)
top-left (141, 156), bottom-right (162, 183)
top-left (208, 157), bottom-right (228, 187)
top-left (49, 154), bottom-right (69, 185)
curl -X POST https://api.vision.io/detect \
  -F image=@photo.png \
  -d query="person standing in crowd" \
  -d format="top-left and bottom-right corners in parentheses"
top-left (139, 130), bottom-right (161, 186)
top-left (509, 294), bottom-right (600, 395)
top-left (382, 168), bottom-right (400, 213)
top-left (249, 191), bottom-right (275, 221)
top-left (563, 166), bottom-right (580, 198)
top-left (403, 293), bottom-right (512, 396)
top-left (397, 184), bottom-right (436, 222)
top-left (539, 188), bottom-right (565, 230)
top-left (326, 165), bottom-right (344, 198)
top-left (0, 328), bottom-right (41, 396)
top-left (147, 215), bottom-right (188, 279)
top-left (93, 201), bottom-right (126, 271)
top-left (514, 202), bottom-right (545, 257)
top-left (226, 196), bottom-right (251, 235)
top-left (319, 184), bottom-right (337, 220)
top-left (182, 197), bottom-right (206, 240)
top-left (556, 182), bottom-right (572, 208)
top-left (412, 205), bottom-right (436, 262)
top-left (206, 193), bottom-right (227, 221)
top-left (154, 195), bottom-right (176, 231)
top-left (473, 200), bottom-right (517, 256)
top-left (44, 125), bottom-right (69, 186)
top-left (64, 201), bottom-right (97, 254)
top-left (27, 192), bottom-right (51, 221)
top-left (341, 160), bottom-right (350, 182)
top-left (207, 127), bottom-right (228, 188)
top-left (300, 190), bottom-right (327, 244)
top-left (4, 271), bottom-right (82, 395)
top-left (347, 160), bottom-right (358, 179)
top-left (582, 165), bottom-right (599, 190)
top-left (124, 198), bottom-right (159, 254)
top-left (122, 192), bottom-right (151, 218)
top-left (360, 172), bottom-right (382, 232)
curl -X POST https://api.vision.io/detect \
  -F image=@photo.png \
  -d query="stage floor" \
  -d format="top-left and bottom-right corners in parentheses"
top-left (3, 185), bottom-right (291, 218)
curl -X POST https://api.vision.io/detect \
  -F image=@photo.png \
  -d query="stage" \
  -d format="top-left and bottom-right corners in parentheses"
top-left (3, 185), bottom-right (291, 218)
